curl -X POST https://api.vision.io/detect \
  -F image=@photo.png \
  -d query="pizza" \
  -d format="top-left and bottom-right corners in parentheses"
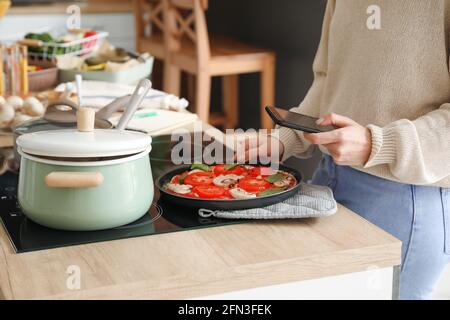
top-left (164, 164), bottom-right (297, 200)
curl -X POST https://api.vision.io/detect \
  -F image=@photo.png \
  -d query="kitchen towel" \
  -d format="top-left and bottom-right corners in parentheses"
top-left (198, 183), bottom-right (337, 220)
top-left (54, 81), bottom-right (189, 111)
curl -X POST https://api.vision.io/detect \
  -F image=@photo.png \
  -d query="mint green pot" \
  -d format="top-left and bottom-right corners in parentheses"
top-left (18, 150), bottom-right (154, 231)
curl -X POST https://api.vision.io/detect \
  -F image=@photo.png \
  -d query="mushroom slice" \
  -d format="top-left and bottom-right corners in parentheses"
top-left (229, 188), bottom-right (257, 200)
top-left (166, 183), bottom-right (192, 195)
top-left (213, 175), bottom-right (244, 188)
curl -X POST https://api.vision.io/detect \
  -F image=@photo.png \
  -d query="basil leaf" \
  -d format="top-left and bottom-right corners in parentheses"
top-left (264, 173), bottom-right (285, 184)
top-left (190, 163), bottom-right (212, 172)
top-left (224, 164), bottom-right (239, 171)
top-left (258, 187), bottom-right (287, 197)
top-left (178, 173), bottom-right (188, 185)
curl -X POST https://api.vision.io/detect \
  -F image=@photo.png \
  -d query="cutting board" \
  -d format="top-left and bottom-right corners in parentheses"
top-left (109, 110), bottom-right (198, 136)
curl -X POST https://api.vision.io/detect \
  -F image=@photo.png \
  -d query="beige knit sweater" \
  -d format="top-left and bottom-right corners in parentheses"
top-left (280, 0), bottom-right (450, 187)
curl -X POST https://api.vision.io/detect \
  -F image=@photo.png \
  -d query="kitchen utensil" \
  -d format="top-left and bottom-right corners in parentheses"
top-left (16, 109), bottom-right (153, 231)
top-left (75, 74), bottom-right (83, 107)
top-left (116, 79), bottom-right (152, 130)
top-left (11, 93), bottom-right (145, 168)
top-left (44, 99), bottom-right (117, 128)
top-left (156, 164), bottom-right (303, 211)
top-left (0, 44), bottom-right (28, 96)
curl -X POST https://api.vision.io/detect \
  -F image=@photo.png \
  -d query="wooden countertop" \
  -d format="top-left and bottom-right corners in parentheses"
top-left (0, 204), bottom-right (401, 300)
top-left (8, 0), bottom-right (133, 15)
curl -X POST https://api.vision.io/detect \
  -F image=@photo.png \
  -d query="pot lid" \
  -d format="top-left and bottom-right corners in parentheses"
top-left (13, 117), bottom-right (113, 136)
top-left (17, 129), bottom-right (152, 158)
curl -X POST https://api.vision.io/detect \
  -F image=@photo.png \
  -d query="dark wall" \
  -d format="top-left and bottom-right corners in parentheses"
top-left (207, 0), bottom-right (327, 178)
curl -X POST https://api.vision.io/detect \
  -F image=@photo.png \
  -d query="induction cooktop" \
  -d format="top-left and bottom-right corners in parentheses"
top-left (0, 136), bottom-right (242, 253)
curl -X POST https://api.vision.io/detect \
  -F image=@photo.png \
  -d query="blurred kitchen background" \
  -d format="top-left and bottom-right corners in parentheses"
top-left (0, 0), bottom-right (448, 299)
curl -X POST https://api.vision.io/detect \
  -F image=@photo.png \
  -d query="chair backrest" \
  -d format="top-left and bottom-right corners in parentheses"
top-left (134, 0), bottom-right (165, 41)
top-left (164, 0), bottom-right (210, 67)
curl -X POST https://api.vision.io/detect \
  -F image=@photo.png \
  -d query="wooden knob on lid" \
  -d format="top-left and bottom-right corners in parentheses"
top-left (77, 107), bottom-right (95, 132)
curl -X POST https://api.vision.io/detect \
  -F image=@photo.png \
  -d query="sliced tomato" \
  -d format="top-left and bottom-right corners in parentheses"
top-left (184, 172), bottom-right (215, 187)
top-left (217, 189), bottom-right (233, 200)
top-left (193, 185), bottom-right (228, 199)
top-left (84, 30), bottom-right (97, 38)
top-left (248, 167), bottom-right (276, 177)
top-left (171, 172), bottom-right (188, 184)
top-left (238, 177), bottom-right (271, 193)
top-left (184, 192), bottom-right (200, 199)
top-left (171, 175), bottom-right (181, 184)
top-left (214, 164), bottom-right (245, 176)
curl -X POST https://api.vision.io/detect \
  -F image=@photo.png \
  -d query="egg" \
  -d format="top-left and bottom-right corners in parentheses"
top-left (23, 97), bottom-right (45, 116)
top-left (0, 104), bottom-right (15, 127)
top-left (6, 96), bottom-right (24, 111)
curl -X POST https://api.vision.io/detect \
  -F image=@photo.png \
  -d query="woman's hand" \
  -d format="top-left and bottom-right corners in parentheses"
top-left (235, 135), bottom-right (285, 162)
top-left (304, 114), bottom-right (372, 166)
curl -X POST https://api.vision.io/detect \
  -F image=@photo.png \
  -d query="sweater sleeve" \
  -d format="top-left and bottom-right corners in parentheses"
top-left (365, 104), bottom-right (450, 185)
top-left (278, 0), bottom-right (335, 160)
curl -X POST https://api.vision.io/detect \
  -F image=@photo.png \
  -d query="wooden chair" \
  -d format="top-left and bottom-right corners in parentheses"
top-left (134, 0), bottom-right (166, 88)
top-left (163, 0), bottom-right (276, 129)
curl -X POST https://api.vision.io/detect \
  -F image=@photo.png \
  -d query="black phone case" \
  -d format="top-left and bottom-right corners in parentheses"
top-left (265, 106), bottom-right (335, 133)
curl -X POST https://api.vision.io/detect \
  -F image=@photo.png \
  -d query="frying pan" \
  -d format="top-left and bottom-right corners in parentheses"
top-left (43, 94), bottom-right (132, 129)
top-left (11, 95), bottom-right (131, 169)
top-left (156, 164), bottom-right (303, 211)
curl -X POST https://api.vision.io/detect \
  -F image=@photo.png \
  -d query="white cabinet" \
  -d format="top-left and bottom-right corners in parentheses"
top-left (0, 13), bottom-right (135, 51)
top-left (196, 267), bottom-right (397, 300)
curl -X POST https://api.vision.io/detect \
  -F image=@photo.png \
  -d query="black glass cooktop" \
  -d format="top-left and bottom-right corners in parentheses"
top-left (0, 135), bottom-right (241, 253)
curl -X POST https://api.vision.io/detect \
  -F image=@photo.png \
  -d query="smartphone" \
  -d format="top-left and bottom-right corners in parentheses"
top-left (265, 106), bottom-right (336, 133)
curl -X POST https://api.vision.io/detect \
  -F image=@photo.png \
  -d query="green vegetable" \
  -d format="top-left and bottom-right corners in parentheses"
top-left (224, 164), bottom-right (239, 171)
top-left (25, 32), bottom-right (54, 43)
top-left (190, 163), bottom-right (212, 172)
top-left (40, 32), bottom-right (54, 43)
top-left (264, 173), bottom-right (285, 184)
top-left (258, 187), bottom-right (287, 197)
top-left (178, 173), bottom-right (188, 185)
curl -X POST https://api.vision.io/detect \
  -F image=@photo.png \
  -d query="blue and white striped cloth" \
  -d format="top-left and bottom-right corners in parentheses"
top-left (199, 183), bottom-right (337, 220)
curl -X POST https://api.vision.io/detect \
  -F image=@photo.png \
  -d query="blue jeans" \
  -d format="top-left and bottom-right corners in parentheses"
top-left (311, 156), bottom-right (450, 300)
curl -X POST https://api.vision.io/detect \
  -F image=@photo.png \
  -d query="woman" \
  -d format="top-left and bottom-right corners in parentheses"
top-left (249, 0), bottom-right (450, 300)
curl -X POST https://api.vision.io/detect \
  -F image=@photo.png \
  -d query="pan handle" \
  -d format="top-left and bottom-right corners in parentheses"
top-left (45, 172), bottom-right (104, 189)
top-left (95, 95), bottom-right (131, 121)
top-left (116, 79), bottom-right (152, 130)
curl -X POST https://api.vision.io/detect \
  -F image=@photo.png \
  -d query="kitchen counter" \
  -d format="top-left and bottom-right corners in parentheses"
top-left (0, 117), bottom-right (401, 300)
top-left (0, 202), bottom-right (401, 299)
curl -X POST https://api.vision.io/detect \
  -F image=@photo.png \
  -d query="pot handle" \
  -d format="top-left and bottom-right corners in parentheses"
top-left (45, 172), bottom-right (104, 189)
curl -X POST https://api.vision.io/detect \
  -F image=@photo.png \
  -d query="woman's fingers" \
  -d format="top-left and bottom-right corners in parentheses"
top-left (304, 128), bottom-right (345, 145)
top-left (317, 113), bottom-right (357, 128)
top-left (321, 143), bottom-right (346, 164)
top-left (232, 135), bottom-right (284, 162)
